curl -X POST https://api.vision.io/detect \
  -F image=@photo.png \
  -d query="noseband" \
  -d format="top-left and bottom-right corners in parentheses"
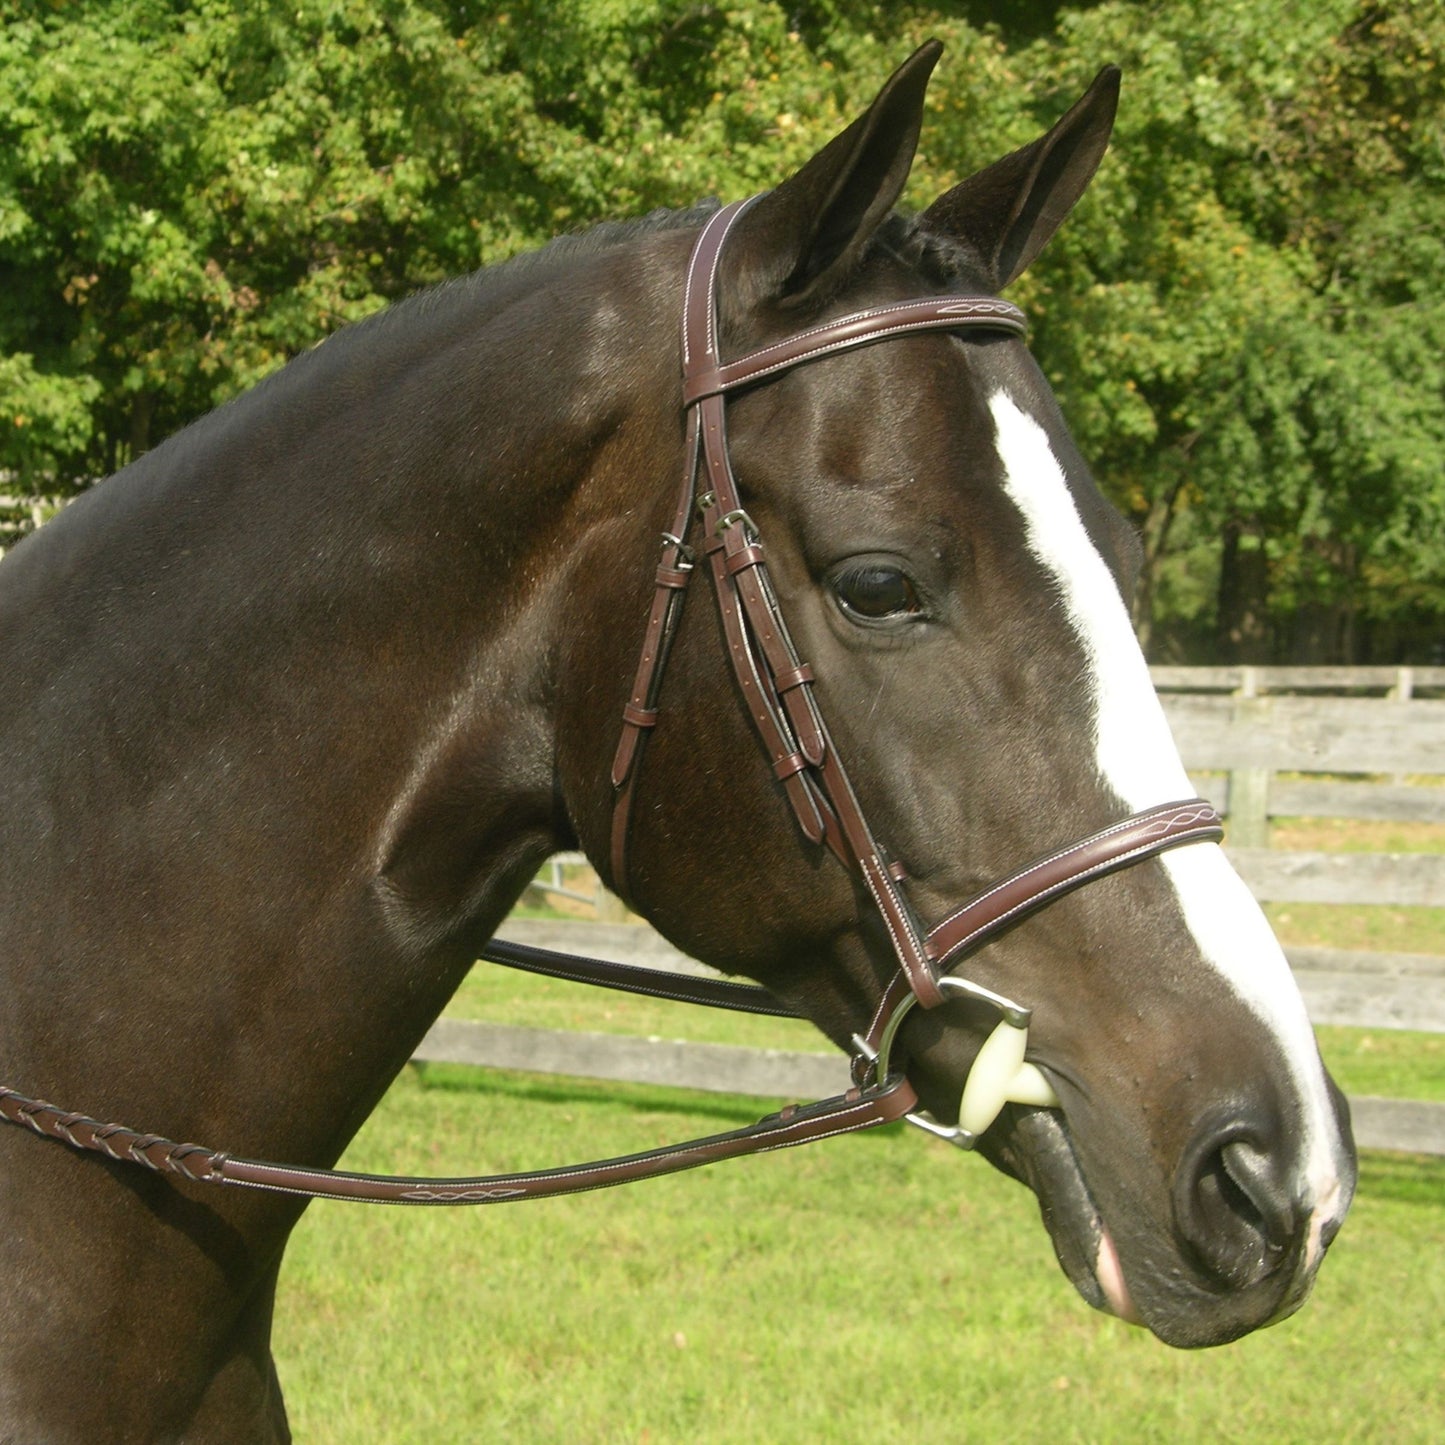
top-left (0, 199), bottom-right (1222, 1204)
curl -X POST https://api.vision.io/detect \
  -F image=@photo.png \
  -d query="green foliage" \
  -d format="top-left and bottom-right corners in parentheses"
top-left (980, 1), bottom-right (1445, 659)
top-left (2, 0), bottom-right (1441, 658)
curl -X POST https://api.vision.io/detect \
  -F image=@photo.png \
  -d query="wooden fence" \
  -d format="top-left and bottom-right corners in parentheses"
top-left (1156, 666), bottom-right (1444, 1038)
top-left (416, 667), bottom-right (1445, 1156)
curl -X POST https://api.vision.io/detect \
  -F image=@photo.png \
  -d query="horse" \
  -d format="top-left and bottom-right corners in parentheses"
top-left (0, 42), bottom-right (1354, 1442)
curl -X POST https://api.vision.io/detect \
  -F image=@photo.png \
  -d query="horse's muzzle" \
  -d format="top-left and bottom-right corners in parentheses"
top-left (974, 1079), bottom-right (1356, 1348)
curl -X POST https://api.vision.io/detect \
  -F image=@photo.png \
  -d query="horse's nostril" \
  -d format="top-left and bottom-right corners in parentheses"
top-left (1178, 1126), bottom-right (1300, 1290)
top-left (1220, 1139), bottom-right (1297, 1248)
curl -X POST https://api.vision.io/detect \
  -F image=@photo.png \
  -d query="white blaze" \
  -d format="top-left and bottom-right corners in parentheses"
top-left (988, 390), bottom-right (1347, 1235)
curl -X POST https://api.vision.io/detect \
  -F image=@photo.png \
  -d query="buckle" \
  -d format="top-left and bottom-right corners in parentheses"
top-left (716, 508), bottom-right (759, 541)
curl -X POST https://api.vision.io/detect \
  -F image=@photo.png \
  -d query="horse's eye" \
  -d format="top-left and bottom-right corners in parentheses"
top-left (832, 563), bottom-right (922, 621)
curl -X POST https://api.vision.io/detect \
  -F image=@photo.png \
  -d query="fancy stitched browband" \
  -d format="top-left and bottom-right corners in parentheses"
top-left (0, 199), bottom-right (1224, 1204)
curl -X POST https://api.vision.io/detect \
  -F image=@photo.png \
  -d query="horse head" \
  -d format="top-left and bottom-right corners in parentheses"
top-left (557, 43), bottom-right (1355, 1348)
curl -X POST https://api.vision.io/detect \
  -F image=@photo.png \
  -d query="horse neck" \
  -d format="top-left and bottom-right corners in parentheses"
top-left (0, 231), bottom-right (689, 1161)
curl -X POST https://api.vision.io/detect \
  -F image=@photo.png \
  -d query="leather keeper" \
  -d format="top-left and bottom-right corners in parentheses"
top-left (621, 703), bottom-right (658, 729)
top-left (782, 688), bottom-right (826, 768)
top-left (610, 728), bottom-right (641, 788)
top-left (723, 543), bottom-right (766, 576)
top-left (782, 773), bottom-right (826, 844)
top-left (774, 663), bottom-right (815, 693)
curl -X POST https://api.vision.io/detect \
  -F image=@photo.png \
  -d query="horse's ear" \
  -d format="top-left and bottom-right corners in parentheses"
top-left (921, 66), bottom-right (1120, 290)
top-left (724, 40), bottom-right (943, 310)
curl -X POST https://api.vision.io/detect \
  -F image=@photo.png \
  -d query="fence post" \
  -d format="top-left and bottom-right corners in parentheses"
top-left (1227, 667), bottom-right (1271, 848)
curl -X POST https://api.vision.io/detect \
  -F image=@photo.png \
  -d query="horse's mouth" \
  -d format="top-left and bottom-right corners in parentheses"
top-left (903, 1025), bottom-right (1142, 1324)
top-left (979, 1103), bottom-right (1140, 1323)
top-left (975, 1098), bottom-right (1343, 1346)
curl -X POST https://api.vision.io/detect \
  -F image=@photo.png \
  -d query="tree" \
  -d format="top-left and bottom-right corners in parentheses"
top-left (2, 1), bottom-right (530, 487)
top-left (4, 1), bottom-right (1441, 660)
top-left (981, 0), bottom-right (1445, 661)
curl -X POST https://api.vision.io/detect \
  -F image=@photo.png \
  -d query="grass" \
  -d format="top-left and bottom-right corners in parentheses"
top-left (273, 819), bottom-right (1443, 1439)
top-left (1315, 1026), bottom-right (1445, 1103)
top-left (1267, 901), bottom-right (1445, 957)
top-left (273, 1065), bottom-right (1445, 1444)
top-left (271, 979), bottom-right (1444, 1441)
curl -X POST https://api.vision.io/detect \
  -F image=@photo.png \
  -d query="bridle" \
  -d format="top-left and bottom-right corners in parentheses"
top-left (606, 197), bottom-right (1221, 1133)
top-left (0, 199), bottom-right (1223, 1204)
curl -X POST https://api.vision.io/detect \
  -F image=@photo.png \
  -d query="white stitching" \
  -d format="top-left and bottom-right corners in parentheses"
top-left (859, 857), bottom-right (925, 991)
top-left (928, 804), bottom-right (1214, 939)
top-left (735, 298), bottom-right (1024, 369)
top-left (931, 828), bottom-right (1219, 963)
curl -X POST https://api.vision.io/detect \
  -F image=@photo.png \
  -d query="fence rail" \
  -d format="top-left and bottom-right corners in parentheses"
top-left (413, 1021), bottom-right (1441, 1160)
top-left (416, 668), bottom-right (1445, 1156)
top-left (1149, 664), bottom-right (1445, 696)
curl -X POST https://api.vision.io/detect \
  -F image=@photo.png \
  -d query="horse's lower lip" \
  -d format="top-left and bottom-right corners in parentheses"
top-left (996, 1105), bottom-right (1139, 1323)
top-left (1093, 1227), bottom-right (1142, 1324)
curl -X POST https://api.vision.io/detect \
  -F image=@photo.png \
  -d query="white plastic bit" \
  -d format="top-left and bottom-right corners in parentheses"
top-left (958, 1019), bottom-right (1060, 1137)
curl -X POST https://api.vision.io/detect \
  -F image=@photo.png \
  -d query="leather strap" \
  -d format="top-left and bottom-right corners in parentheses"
top-left (480, 937), bottom-right (800, 1018)
top-left (608, 409), bottom-right (704, 890)
top-left (684, 293), bottom-right (1026, 402)
top-left (857, 798), bottom-right (1225, 1066)
top-left (0, 1076), bottom-right (917, 1206)
top-left (925, 798), bottom-right (1223, 970)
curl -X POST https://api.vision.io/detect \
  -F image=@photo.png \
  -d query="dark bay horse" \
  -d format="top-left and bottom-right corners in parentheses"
top-left (0, 44), bottom-right (1353, 1441)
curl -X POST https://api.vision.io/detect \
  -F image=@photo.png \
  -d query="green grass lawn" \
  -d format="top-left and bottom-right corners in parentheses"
top-left (275, 970), bottom-right (1444, 1442)
top-left (275, 828), bottom-right (1443, 1440)
top-left (1316, 1026), bottom-right (1445, 1103)
top-left (273, 1064), bottom-right (1444, 1443)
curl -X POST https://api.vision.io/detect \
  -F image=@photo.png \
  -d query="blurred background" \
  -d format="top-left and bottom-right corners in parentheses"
top-left (2, 1), bottom-right (1440, 663)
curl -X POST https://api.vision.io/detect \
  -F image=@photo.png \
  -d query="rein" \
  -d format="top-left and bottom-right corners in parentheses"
top-left (0, 201), bottom-right (1223, 1205)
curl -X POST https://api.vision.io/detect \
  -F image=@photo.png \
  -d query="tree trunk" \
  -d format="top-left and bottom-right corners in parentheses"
top-left (129, 391), bottom-right (156, 463)
top-left (1216, 520), bottom-right (1271, 663)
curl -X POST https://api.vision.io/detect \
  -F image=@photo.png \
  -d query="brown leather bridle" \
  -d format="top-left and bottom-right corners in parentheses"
top-left (0, 199), bottom-right (1223, 1204)
top-left (607, 197), bottom-right (1222, 1115)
